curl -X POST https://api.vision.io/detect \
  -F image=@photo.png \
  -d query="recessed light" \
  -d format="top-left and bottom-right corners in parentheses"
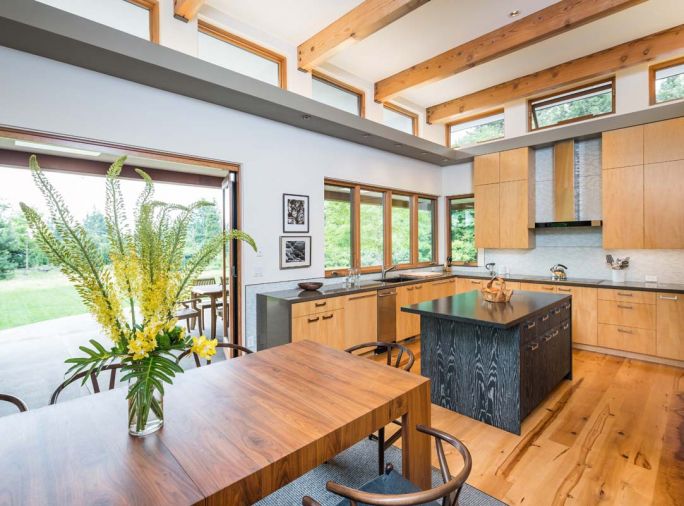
top-left (302, 114), bottom-right (311, 120)
top-left (394, 143), bottom-right (402, 148)
top-left (509, 9), bottom-right (520, 17)
top-left (14, 140), bottom-right (101, 157)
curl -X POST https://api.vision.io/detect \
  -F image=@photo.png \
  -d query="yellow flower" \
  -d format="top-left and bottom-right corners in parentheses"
top-left (191, 335), bottom-right (217, 359)
top-left (127, 319), bottom-right (164, 360)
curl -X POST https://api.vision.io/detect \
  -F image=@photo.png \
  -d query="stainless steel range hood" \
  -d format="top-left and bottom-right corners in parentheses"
top-left (534, 138), bottom-right (602, 228)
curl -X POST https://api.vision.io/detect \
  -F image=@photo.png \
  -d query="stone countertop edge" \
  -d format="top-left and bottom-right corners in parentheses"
top-left (400, 291), bottom-right (571, 329)
top-left (258, 272), bottom-right (684, 303)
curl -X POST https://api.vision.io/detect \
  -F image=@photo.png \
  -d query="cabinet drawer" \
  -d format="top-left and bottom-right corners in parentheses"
top-left (598, 323), bottom-right (656, 356)
top-left (522, 283), bottom-right (557, 293)
top-left (597, 300), bottom-right (656, 329)
top-left (292, 296), bottom-right (344, 318)
top-left (598, 289), bottom-right (655, 305)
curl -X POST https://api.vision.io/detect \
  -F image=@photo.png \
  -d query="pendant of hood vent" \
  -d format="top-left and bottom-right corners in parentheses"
top-left (535, 137), bottom-right (602, 228)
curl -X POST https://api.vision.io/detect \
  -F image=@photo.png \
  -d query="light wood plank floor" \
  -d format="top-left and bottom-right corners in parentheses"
top-left (374, 339), bottom-right (684, 505)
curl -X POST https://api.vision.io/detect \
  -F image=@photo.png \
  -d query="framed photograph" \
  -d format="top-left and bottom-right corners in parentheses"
top-left (283, 193), bottom-right (309, 233)
top-left (280, 236), bottom-right (311, 269)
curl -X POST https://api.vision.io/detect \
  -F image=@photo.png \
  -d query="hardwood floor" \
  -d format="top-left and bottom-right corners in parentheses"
top-left (373, 339), bottom-right (684, 505)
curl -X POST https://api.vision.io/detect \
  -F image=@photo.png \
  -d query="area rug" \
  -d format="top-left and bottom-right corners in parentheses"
top-left (255, 438), bottom-right (507, 506)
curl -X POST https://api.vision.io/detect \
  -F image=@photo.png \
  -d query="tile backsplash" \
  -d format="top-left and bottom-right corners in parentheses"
top-left (484, 228), bottom-right (684, 284)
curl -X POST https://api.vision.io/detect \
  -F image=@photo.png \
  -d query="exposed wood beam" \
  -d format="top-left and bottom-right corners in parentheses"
top-left (427, 24), bottom-right (684, 124)
top-left (375, 0), bottom-right (646, 102)
top-left (297, 0), bottom-right (430, 72)
top-left (174, 0), bottom-right (204, 21)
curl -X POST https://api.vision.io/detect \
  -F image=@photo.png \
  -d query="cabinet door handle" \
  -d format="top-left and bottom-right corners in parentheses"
top-left (526, 321), bottom-right (536, 329)
top-left (542, 315), bottom-right (550, 322)
top-left (617, 292), bottom-right (633, 297)
top-left (378, 292), bottom-right (396, 297)
top-left (617, 328), bottom-right (633, 334)
top-left (543, 286), bottom-right (555, 291)
top-left (552, 329), bottom-right (559, 338)
top-left (554, 308), bottom-right (561, 315)
top-left (314, 301), bottom-right (327, 307)
top-left (617, 304), bottom-right (633, 310)
top-left (322, 314), bottom-right (334, 320)
top-left (558, 288), bottom-right (572, 292)
top-left (434, 280), bottom-right (451, 285)
top-left (407, 287), bottom-right (414, 291)
top-left (415, 286), bottom-right (423, 290)
top-left (470, 280), bottom-right (481, 284)
top-left (348, 293), bottom-right (375, 301)
top-left (529, 342), bottom-right (539, 351)
top-left (563, 323), bottom-right (570, 331)
top-left (307, 317), bottom-right (320, 323)
top-left (659, 295), bottom-right (679, 301)
top-left (542, 335), bottom-right (552, 342)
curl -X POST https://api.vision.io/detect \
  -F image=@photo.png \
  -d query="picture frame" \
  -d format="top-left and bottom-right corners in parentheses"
top-left (279, 236), bottom-right (311, 269)
top-left (283, 193), bottom-right (309, 233)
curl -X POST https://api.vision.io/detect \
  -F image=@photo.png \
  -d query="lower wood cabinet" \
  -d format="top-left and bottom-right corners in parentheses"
top-left (656, 293), bottom-right (684, 360)
top-left (292, 308), bottom-right (345, 349)
top-left (597, 299), bottom-right (656, 329)
top-left (455, 278), bottom-right (485, 293)
top-left (343, 292), bottom-right (377, 349)
top-left (396, 285), bottom-right (421, 341)
top-left (428, 279), bottom-right (456, 299)
top-left (598, 323), bottom-right (656, 356)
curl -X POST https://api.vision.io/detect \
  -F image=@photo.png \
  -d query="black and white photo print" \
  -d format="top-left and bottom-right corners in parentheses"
top-left (283, 194), bottom-right (309, 233)
top-left (279, 236), bottom-right (311, 269)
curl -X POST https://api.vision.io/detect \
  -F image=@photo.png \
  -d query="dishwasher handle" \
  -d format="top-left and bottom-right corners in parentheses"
top-left (378, 291), bottom-right (397, 297)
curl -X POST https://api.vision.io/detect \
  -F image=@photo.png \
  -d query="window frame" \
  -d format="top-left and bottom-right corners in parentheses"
top-left (324, 178), bottom-right (437, 277)
top-left (383, 103), bottom-right (419, 136)
top-left (445, 194), bottom-right (478, 267)
top-left (528, 78), bottom-right (615, 131)
top-left (125, 0), bottom-right (159, 43)
top-left (445, 109), bottom-right (505, 149)
top-left (312, 70), bottom-right (365, 118)
top-left (649, 56), bottom-right (684, 105)
top-left (197, 20), bottom-right (287, 89)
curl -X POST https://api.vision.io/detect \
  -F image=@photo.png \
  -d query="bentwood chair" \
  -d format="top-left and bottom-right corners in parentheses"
top-left (302, 424), bottom-right (472, 506)
top-left (345, 342), bottom-right (415, 475)
top-left (50, 363), bottom-right (122, 405)
top-left (178, 342), bottom-right (252, 368)
top-left (0, 393), bottom-right (29, 413)
top-left (174, 298), bottom-right (204, 334)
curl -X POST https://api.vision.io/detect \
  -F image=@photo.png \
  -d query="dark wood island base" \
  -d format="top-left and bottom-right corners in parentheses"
top-left (403, 291), bottom-right (572, 434)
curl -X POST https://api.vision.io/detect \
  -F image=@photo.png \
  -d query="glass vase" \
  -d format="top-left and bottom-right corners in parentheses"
top-left (128, 382), bottom-right (164, 437)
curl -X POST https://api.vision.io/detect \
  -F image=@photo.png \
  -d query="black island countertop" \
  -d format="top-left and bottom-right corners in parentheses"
top-left (401, 290), bottom-right (571, 329)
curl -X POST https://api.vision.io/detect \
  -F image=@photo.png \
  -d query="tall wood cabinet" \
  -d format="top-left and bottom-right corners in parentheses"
top-left (602, 119), bottom-right (684, 249)
top-left (656, 293), bottom-right (684, 360)
top-left (473, 147), bottom-right (535, 249)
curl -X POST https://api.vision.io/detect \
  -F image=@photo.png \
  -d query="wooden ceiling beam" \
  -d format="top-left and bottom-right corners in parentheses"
top-left (375, 0), bottom-right (646, 102)
top-left (426, 24), bottom-right (684, 124)
top-left (174, 0), bottom-right (205, 22)
top-left (298, 0), bottom-right (430, 72)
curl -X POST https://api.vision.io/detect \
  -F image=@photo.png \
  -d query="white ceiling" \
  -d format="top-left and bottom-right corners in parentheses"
top-left (205, 0), bottom-right (684, 109)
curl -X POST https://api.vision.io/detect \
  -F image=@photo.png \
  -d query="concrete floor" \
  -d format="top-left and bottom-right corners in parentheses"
top-left (0, 310), bottom-right (226, 417)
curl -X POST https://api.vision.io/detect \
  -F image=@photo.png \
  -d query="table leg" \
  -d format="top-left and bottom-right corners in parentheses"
top-left (401, 381), bottom-right (431, 490)
top-left (211, 296), bottom-right (217, 339)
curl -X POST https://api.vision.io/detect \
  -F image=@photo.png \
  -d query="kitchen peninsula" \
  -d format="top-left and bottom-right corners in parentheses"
top-left (402, 290), bottom-right (572, 434)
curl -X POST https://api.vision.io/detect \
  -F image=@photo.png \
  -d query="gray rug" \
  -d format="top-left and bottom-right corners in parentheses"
top-left (255, 438), bottom-right (507, 506)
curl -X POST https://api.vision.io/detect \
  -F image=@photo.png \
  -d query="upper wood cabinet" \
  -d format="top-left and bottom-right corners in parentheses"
top-left (644, 160), bottom-right (684, 248)
top-left (644, 117), bottom-right (684, 164)
top-left (602, 164), bottom-right (644, 249)
top-left (500, 147), bottom-right (533, 182)
top-left (500, 179), bottom-right (534, 249)
top-left (474, 183), bottom-right (500, 248)
top-left (602, 125), bottom-right (643, 169)
top-left (473, 153), bottom-right (499, 186)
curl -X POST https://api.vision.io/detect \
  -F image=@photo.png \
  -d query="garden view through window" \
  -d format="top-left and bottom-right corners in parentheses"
top-left (448, 111), bottom-right (504, 149)
top-left (448, 195), bottom-right (477, 265)
top-left (652, 59), bottom-right (684, 104)
top-left (323, 180), bottom-right (435, 274)
top-left (530, 79), bottom-right (614, 130)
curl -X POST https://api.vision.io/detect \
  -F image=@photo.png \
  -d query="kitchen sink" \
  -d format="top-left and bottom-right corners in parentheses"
top-left (374, 276), bottom-right (416, 283)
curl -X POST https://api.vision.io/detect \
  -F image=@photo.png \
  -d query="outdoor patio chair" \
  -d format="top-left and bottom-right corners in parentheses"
top-left (175, 298), bottom-right (203, 334)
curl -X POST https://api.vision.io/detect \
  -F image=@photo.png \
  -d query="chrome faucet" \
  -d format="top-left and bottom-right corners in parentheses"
top-left (381, 264), bottom-right (398, 280)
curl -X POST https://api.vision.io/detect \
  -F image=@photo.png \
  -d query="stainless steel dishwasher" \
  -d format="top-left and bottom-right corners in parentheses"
top-left (377, 288), bottom-right (397, 343)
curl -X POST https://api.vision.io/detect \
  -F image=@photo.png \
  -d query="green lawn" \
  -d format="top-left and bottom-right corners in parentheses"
top-left (0, 270), bottom-right (86, 330)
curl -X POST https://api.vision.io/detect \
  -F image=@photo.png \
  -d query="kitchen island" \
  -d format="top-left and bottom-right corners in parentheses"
top-left (402, 290), bottom-right (572, 434)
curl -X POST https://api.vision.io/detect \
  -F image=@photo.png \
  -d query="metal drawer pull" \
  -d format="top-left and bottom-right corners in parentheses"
top-left (530, 343), bottom-right (539, 351)
top-left (407, 287), bottom-right (414, 291)
top-left (307, 317), bottom-right (320, 323)
top-left (542, 315), bottom-right (550, 322)
top-left (378, 292), bottom-right (396, 297)
top-left (322, 314), bottom-right (334, 320)
top-left (471, 280), bottom-right (481, 284)
top-left (543, 335), bottom-right (552, 342)
top-left (552, 330), bottom-right (559, 337)
top-left (543, 286), bottom-right (555, 291)
top-left (415, 286), bottom-right (423, 290)
top-left (527, 321), bottom-right (536, 329)
top-left (563, 323), bottom-right (570, 330)
top-left (558, 288), bottom-right (571, 292)
top-left (617, 292), bottom-right (633, 297)
top-left (314, 301), bottom-right (327, 307)
top-left (617, 304), bottom-right (633, 309)
top-left (659, 295), bottom-right (679, 301)
top-left (617, 328), bottom-right (633, 334)
top-left (554, 308), bottom-right (561, 315)
top-left (348, 293), bottom-right (376, 301)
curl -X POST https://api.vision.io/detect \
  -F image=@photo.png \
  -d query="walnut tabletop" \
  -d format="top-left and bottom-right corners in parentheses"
top-left (0, 341), bottom-right (431, 505)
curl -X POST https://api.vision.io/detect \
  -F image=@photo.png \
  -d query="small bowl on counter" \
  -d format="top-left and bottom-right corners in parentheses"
top-left (298, 282), bottom-right (323, 291)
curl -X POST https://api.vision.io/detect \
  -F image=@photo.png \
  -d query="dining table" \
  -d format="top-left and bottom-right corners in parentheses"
top-left (190, 283), bottom-right (226, 339)
top-left (0, 340), bottom-right (431, 505)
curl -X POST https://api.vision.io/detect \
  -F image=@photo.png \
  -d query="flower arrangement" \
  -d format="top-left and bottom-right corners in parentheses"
top-left (21, 155), bottom-right (256, 435)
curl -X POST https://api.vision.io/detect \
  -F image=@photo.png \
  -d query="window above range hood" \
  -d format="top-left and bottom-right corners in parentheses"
top-left (534, 137), bottom-right (602, 228)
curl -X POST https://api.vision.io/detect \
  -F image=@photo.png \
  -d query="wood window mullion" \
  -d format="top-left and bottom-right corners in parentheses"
top-left (384, 191), bottom-right (392, 267)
